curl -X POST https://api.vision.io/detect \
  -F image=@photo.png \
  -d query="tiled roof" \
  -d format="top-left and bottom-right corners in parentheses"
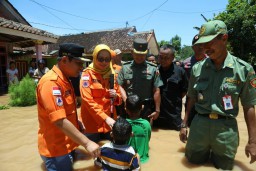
top-left (0, 17), bottom-right (59, 39)
top-left (47, 27), bottom-right (154, 54)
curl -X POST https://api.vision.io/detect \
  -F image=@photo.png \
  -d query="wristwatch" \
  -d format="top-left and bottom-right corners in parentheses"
top-left (181, 122), bottom-right (187, 128)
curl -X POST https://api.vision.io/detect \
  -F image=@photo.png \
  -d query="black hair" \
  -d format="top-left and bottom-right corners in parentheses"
top-left (126, 94), bottom-right (142, 114)
top-left (57, 56), bottom-right (73, 62)
top-left (146, 53), bottom-right (154, 58)
top-left (9, 61), bottom-right (15, 65)
top-left (160, 44), bottom-right (176, 55)
top-left (112, 117), bottom-right (132, 145)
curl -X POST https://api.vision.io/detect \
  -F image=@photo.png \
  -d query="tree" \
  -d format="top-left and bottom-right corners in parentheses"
top-left (158, 40), bottom-right (169, 47)
top-left (215, 0), bottom-right (256, 63)
top-left (180, 45), bottom-right (194, 60)
top-left (170, 35), bottom-right (181, 54)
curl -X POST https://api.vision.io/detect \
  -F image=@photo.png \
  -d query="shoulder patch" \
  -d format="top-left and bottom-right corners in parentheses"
top-left (52, 86), bottom-right (61, 95)
top-left (250, 78), bottom-right (256, 88)
top-left (123, 61), bottom-right (132, 65)
top-left (146, 61), bottom-right (157, 67)
top-left (56, 97), bottom-right (63, 106)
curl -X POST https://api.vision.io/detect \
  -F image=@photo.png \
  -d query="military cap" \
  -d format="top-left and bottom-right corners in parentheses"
top-left (59, 43), bottom-right (87, 61)
top-left (195, 20), bottom-right (228, 44)
top-left (192, 34), bottom-right (199, 46)
top-left (133, 38), bottom-right (148, 54)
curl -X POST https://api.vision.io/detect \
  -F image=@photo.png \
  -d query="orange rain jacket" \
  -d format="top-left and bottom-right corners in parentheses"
top-left (37, 65), bottom-right (79, 157)
top-left (80, 69), bottom-right (122, 133)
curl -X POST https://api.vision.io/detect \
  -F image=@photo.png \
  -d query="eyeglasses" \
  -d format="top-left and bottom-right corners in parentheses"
top-left (97, 57), bottom-right (111, 63)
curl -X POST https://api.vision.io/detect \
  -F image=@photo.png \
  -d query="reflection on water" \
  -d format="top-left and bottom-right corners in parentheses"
top-left (0, 95), bottom-right (255, 171)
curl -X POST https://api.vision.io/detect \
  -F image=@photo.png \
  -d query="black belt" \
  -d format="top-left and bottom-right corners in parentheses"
top-left (198, 113), bottom-right (233, 120)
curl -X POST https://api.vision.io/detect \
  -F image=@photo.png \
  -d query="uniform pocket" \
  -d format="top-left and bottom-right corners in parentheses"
top-left (91, 83), bottom-right (104, 98)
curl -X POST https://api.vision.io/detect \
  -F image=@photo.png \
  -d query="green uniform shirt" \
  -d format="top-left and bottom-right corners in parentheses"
top-left (188, 52), bottom-right (256, 117)
top-left (117, 61), bottom-right (163, 100)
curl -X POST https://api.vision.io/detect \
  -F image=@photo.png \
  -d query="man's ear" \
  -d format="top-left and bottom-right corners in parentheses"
top-left (222, 34), bottom-right (228, 42)
top-left (61, 56), bottom-right (68, 64)
top-left (110, 131), bottom-right (113, 138)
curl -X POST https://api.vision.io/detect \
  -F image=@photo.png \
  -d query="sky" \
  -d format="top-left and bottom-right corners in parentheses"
top-left (9, 0), bottom-right (229, 46)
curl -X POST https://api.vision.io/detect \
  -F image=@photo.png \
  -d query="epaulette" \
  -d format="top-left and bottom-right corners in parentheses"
top-left (50, 74), bottom-right (58, 81)
top-left (123, 61), bottom-right (132, 65)
top-left (146, 61), bottom-right (157, 67)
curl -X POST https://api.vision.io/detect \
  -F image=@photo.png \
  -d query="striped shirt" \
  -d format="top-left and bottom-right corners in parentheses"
top-left (95, 142), bottom-right (140, 171)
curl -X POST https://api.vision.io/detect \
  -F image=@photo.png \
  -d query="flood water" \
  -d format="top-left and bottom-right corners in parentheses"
top-left (0, 94), bottom-right (255, 171)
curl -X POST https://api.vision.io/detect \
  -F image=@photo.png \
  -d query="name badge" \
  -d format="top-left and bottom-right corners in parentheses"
top-left (222, 95), bottom-right (233, 110)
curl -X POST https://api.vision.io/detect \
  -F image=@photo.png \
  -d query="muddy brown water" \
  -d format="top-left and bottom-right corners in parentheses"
top-left (0, 94), bottom-right (255, 171)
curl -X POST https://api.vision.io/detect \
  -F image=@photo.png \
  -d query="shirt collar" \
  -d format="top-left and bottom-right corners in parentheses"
top-left (131, 60), bottom-right (147, 67)
top-left (205, 52), bottom-right (234, 69)
top-left (52, 65), bottom-right (69, 83)
top-left (223, 52), bottom-right (235, 69)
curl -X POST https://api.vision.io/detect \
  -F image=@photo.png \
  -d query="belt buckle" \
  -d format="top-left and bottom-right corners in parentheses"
top-left (209, 113), bottom-right (218, 119)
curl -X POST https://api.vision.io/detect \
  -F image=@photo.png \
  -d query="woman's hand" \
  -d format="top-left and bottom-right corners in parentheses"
top-left (109, 89), bottom-right (117, 98)
top-left (105, 117), bottom-right (115, 128)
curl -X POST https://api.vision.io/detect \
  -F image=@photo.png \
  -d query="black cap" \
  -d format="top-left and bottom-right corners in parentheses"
top-left (192, 34), bottom-right (199, 46)
top-left (59, 43), bottom-right (86, 61)
top-left (133, 38), bottom-right (148, 54)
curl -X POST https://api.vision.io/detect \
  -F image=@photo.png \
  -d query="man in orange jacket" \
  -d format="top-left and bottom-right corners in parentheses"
top-left (37, 43), bottom-right (100, 171)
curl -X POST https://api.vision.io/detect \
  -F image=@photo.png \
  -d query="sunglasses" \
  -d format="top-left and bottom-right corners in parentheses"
top-left (97, 57), bottom-right (111, 63)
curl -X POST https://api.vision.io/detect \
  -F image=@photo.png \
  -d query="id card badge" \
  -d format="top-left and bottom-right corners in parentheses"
top-left (222, 95), bottom-right (233, 110)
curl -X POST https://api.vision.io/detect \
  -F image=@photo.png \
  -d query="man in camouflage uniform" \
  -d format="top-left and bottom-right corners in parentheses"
top-left (117, 38), bottom-right (163, 123)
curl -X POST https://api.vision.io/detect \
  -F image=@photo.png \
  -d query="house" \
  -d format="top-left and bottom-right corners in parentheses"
top-left (0, 0), bottom-right (59, 94)
top-left (47, 27), bottom-right (159, 61)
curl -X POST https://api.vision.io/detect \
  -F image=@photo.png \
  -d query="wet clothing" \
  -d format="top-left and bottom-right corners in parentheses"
top-left (127, 118), bottom-right (151, 163)
top-left (37, 65), bottom-right (79, 157)
top-left (117, 61), bottom-right (163, 119)
top-left (186, 52), bottom-right (256, 170)
top-left (95, 142), bottom-right (140, 171)
top-left (154, 63), bottom-right (188, 130)
top-left (183, 54), bottom-right (207, 126)
top-left (80, 68), bottom-right (122, 134)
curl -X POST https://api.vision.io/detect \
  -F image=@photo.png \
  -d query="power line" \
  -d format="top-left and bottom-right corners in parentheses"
top-left (31, 0), bottom-right (78, 30)
top-left (158, 8), bottom-right (226, 14)
top-left (129, 0), bottom-right (169, 22)
top-left (29, 21), bottom-right (92, 31)
top-left (29, 0), bottom-right (123, 24)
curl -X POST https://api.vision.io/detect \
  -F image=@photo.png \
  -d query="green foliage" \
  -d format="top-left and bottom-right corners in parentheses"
top-left (170, 35), bottom-right (182, 54)
top-left (215, 0), bottom-right (256, 63)
top-left (0, 105), bottom-right (10, 110)
top-left (8, 74), bottom-right (37, 106)
top-left (180, 45), bottom-right (194, 60)
top-left (158, 40), bottom-right (170, 47)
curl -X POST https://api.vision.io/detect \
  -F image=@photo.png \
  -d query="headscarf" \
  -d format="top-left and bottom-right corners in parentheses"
top-left (87, 44), bottom-right (115, 78)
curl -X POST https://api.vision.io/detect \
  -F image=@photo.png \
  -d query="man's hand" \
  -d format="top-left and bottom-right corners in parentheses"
top-left (245, 142), bottom-right (256, 164)
top-left (148, 111), bottom-right (160, 120)
top-left (179, 128), bottom-right (188, 143)
top-left (84, 141), bottom-right (100, 158)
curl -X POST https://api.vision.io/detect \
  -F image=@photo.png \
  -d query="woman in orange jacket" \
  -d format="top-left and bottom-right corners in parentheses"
top-left (80, 44), bottom-right (122, 143)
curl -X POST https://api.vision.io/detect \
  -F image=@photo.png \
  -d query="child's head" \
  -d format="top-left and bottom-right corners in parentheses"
top-left (125, 94), bottom-right (142, 117)
top-left (112, 117), bottom-right (132, 145)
